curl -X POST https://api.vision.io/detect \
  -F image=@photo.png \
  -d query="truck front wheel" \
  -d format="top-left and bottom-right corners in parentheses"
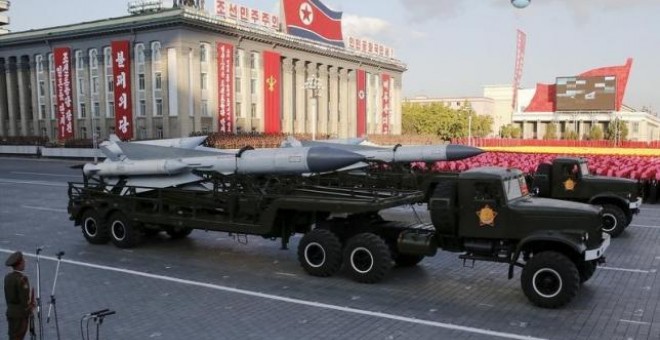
top-left (297, 229), bottom-right (342, 277)
top-left (601, 204), bottom-right (626, 237)
top-left (344, 233), bottom-right (393, 283)
top-left (81, 210), bottom-right (109, 245)
top-left (521, 251), bottom-right (579, 308)
top-left (108, 212), bottom-right (143, 248)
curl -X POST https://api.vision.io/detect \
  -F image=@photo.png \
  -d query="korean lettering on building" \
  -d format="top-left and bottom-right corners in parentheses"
top-left (111, 41), bottom-right (134, 140)
top-left (54, 47), bottom-right (74, 140)
top-left (215, 0), bottom-right (280, 30)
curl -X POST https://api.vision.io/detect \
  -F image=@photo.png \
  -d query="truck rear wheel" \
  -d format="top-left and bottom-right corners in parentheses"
top-left (344, 233), bottom-right (392, 283)
top-left (521, 251), bottom-right (579, 308)
top-left (108, 212), bottom-right (143, 248)
top-left (297, 229), bottom-right (342, 277)
top-left (601, 204), bottom-right (626, 237)
top-left (576, 260), bottom-right (597, 284)
top-left (81, 210), bottom-right (109, 245)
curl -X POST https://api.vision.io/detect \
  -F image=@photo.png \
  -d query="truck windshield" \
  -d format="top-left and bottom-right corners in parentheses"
top-left (503, 176), bottom-right (528, 201)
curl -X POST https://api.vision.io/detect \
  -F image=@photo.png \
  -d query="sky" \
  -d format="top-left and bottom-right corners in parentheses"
top-left (7, 0), bottom-right (660, 112)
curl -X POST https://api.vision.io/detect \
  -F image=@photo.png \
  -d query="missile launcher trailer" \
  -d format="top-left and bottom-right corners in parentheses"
top-left (68, 167), bottom-right (609, 308)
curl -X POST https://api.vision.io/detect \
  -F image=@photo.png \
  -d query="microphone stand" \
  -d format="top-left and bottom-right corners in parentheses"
top-left (46, 251), bottom-right (65, 340)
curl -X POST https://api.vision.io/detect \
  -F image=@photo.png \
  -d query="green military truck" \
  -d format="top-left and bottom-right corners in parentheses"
top-left (68, 167), bottom-right (609, 308)
top-left (529, 157), bottom-right (642, 237)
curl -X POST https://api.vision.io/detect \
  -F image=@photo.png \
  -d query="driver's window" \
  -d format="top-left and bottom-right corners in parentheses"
top-left (474, 182), bottom-right (496, 201)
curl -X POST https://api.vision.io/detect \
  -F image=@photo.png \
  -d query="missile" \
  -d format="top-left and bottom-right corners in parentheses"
top-left (284, 138), bottom-right (484, 163)
top-left (83, 159), bottom-right (189, 177)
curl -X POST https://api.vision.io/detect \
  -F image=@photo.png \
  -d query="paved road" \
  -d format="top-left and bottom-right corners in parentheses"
top-left (0, 157), bottom-right (658, 340)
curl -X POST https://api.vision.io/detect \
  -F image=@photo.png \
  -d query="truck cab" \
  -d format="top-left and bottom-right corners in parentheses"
top-left (530, 157), bottom-right (642, 237)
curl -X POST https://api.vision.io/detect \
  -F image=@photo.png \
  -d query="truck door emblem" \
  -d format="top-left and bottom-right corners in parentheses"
top-left (477, 204), bottom-right (497, 227)
top-left (563, 178), bottom-right (576, 191)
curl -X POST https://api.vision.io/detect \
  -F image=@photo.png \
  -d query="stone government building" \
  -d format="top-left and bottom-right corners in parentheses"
top-left (0, 1), bottom-right (405, 141)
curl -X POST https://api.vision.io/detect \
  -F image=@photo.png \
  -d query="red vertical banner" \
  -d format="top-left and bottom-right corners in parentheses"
top-left (381, 74), bottom-right (391, 134)
top-left (356, 69), bottom-right (367, 137)
top-left (111, 40), bottom-right (134, 140)
top-left (216, 42), bottom-right (234, 133)
top-left (512, 29), bottom-right (526, 111)
top-left (54, 47), bottom-right (74, 141)
top-left (263, 51), bottom-right (281, 133)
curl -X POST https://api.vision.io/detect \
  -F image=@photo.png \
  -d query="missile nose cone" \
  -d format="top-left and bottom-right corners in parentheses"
top-left (307, 146), bottom-right (365, 172)
top-left (445, 144), bottom-right (484, 161)
top-left (82, 163), bottom-right (100, 175)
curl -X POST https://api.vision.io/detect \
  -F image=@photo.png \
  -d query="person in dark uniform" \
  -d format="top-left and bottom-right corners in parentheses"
top-left (5, 251), bottom-right (33, 340)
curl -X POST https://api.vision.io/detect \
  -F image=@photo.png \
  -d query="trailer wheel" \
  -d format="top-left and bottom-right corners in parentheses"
top-left (576, 260), bottom-right (597, 284)
top-left (394, 254), bottom-right (425, 268)
top-left (521, 251), bottom-right (579, 308)
top-left (297, 229), bottom-right (342, 277)
top-left (167, 227), bottom-right (193, 240)
top-left (344, 233), bottom-right (392, 283)
top-left (108, 212), bottom-right (143, 248)
top-left (601, 204), bottom-right (626, 238)
top-left (81, 210), bottom-right (109, 245)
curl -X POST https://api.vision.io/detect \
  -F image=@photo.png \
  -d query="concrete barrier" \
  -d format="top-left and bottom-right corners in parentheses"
top-left (0, 145), bottom-right (39, 155)
top-left (41, 148), bottom-right (105, 159)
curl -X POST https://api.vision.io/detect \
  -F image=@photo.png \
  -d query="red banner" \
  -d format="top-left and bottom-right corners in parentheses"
top-left (356, 69), bottom-right (366, 137)
top-left (54, 47), bottom-right (74, 141)
top-left (381, 74), bottom-right (391, 134)
top-left (217, 42), bottom-right (234, 133)
top-left (263, 51), bottom-right (281, 134)
top-left (111, 41), bottom-right (133, 140)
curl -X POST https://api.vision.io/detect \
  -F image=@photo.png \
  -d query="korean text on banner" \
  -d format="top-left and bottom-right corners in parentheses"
top-left (356, 69), bottom-right (366, 137)
top-left (381, 74), bottom-right (391, 134)
top-left (263, 51), bottom-right (281, 133)
top-left (217, 42), bottom-right (234, 133)
top-left (54, 47), bottom-right (74, 141)
top-left (111, 40), bottom-right (134, 140)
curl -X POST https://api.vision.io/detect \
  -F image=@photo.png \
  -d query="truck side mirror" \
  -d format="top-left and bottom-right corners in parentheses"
top-left (531, 187), bottom-right (540, 196)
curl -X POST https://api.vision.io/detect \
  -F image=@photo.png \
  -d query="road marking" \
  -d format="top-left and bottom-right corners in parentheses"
top-left (628, 224), bottom-right (660, 229)
top-left (0, 178), bottom-right (67, 187)
top-left (21, 205), bottom-right (67, 213)
top-left (274, 272), bottom-right (298, 277)
top-left (618, 319), bottom-right (650, 326)
top-left (11, 171), bottom-right (80, 178)
top-left (600, 267), bottom-right (651, 274)
top-left (0, 248), bottom-right (544, 340)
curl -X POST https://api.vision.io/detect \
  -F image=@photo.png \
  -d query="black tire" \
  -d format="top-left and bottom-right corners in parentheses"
top-left (521, 251), bottom-right (580, 308)
top-left (108, 212), bottom-right (143, 248)
top-left (80, 210), bottom-right (109, 245)
top-left (297, 229), bottom-right (342, 277)
top-left (166, 227), bottom-right (193, 239)
top-left (576, 260), bottom-right (597, 284)
top-left (601, 204), bottom-right (626, 238)
top-left (394, 254), bottom-right (425, 267)
top-left (343, 233), bottom-right (393, 283)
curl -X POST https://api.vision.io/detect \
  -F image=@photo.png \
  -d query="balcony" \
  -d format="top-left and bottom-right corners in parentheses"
top-left (0, 1), bottom-right (9, 11)
top-left (0, 14), bottom-right (8, 26)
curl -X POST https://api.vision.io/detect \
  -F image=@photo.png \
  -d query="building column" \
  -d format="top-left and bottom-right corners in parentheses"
top-left (6, 58), bottom-right (18, 136)
top-left (294, 60), bottom-right (306, 135)
top-left (281, 57), bottom-right (294, 134)
top-left (305, 63), bottom-right (317, 136)
top-left (347, 70), bottom-right (357, 138)
top-left (17, 58), bottom-right (31, 136)
top-left (143, 49), bottom-right (154, 138)
top-left (338, 68), bottom-right (349, 139)
top-left (30, 59), bottom-right (40, 137)
top-left (328, 66), bottom-right (339, 138)
top-left (317, 65), bottom-right (328, 137)
top-left (0, 59), bottom-right (7, 137)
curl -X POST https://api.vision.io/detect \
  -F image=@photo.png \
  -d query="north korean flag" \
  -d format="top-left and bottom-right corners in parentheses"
top-left (282, 0), bottom-right (344, 47)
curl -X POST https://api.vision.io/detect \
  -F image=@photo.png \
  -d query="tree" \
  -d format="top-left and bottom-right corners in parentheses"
top-left (401, 102), bottom-right (493, 140)
top-left (544, 122), bottom-right (558, 140)
top-left (500, 124), bottom-right (521, 138)
top-left (588, 125), bottom-right (604, 140)
top-left (605, 119), bottom-right (628, 142)
top-left (563, 130), bottom-right (579, 140)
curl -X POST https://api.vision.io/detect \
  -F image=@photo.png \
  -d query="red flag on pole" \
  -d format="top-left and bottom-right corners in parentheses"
top-left (263, 51), bottom-right (282, 133)
top-left (356, 69), bottom-right (367, 137)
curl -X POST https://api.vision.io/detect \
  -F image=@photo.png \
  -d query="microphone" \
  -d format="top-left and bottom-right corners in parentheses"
top-left (56, 251), bottom-right (65, 259)
top-left (84, 309), bottom-right (110, 317)
top-left (36, 246), bottom-right (44, 255)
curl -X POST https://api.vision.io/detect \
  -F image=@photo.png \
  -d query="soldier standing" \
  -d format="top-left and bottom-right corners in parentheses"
top-left (4, 252), bottom-right (33, 340)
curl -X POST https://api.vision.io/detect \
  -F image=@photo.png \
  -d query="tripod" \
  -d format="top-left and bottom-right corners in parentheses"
top-left (35, 247), bottom-right (44, 340)
top-left (46, 251), bottom-right (65, 340)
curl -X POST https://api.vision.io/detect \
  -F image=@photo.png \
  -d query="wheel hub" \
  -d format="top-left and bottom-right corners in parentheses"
top-left (532, 268), bottom-right (562, 298)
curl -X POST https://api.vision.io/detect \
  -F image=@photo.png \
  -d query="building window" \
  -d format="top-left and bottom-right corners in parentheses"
top-left (200, 43), bottom-right (208, 63)
top-left (201, 73), bottom-right (208, 90)
top-left (93, 102), bottom-right (100, 117)
top-left (235, 77), bottom-right (241, 93)
top-left (75, 50), bottom-right (84, 70)
top-left (89, 49), bottom-right (98, 69)
top-left (38, 81), bottom-right (45, 97)
top-left (77, 78), bottom-right (85, 96)
top-left (48, 53), bottom-right (54, 72)
top-left (80, 127), bottom-right (87, 139)
top-left (151, 41), bottom-right (162, 63)
top-left (250, 79), bottom-right (256, 95)
top-left (39, 104), bottom-right (46, 120)
top-left (155, 99), bottom-right (163, 116)
top-left (135, 44), bottom-right (145, 65)
top-left (107, 76), bottom-right (114, 93)
top-left (251, 103), bottom-right (257, 118)
top-left (154, 72), bottom-right (162, 90)
top-left (156, 127), bottom-right (163, 139)
top-left (52, 104), bottom-right (57, 120)
top-left (103, 47), bottom-right (112, 68)
top-left (633, 122), bottom-right (639, 134)
top-left (139, 100), bottom-right (146, 116)
top-left (250, 52), bottom-right (258, 69)
top-left (79, 103), bottom-right (86, 118)
top-left (138, 74), bottom-right (146, 91)
top-left (36, 55), bottom-right (44, 73)
top-left (91, 76), bottom-right (99, 94)
top-left (107, 102), bottom-right (115, 118)
top-left (236, 102), bottom-right (242, 117)
top-left (235, 49), bottom-right (243, 68)
top-left (201, 100), bottom-right (208, 116)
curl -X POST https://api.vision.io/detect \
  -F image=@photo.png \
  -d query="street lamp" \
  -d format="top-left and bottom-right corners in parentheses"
top-left (304, 75), bottom-right (323, 141)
